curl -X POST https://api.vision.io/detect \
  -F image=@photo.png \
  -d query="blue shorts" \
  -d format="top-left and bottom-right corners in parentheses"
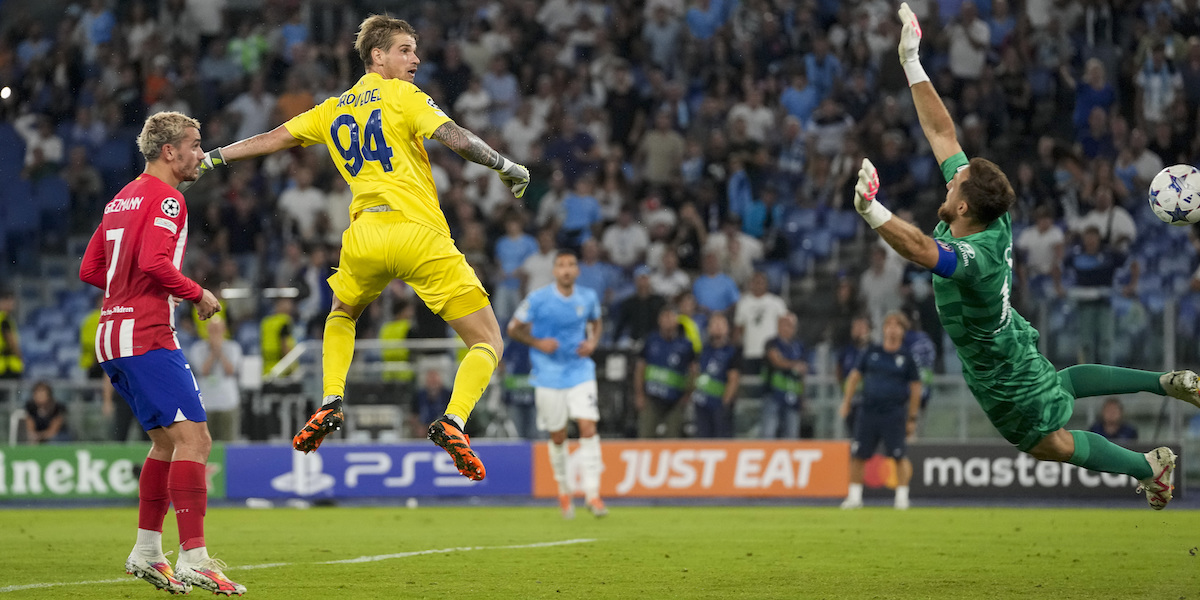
top-left (851, 407), bottom-right (907, 460)
top-left (101, 348), bottom-right (206, 431)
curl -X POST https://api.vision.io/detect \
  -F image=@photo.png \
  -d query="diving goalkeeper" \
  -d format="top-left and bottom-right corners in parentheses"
top-left (851, 3), bottom-right (1198, 509)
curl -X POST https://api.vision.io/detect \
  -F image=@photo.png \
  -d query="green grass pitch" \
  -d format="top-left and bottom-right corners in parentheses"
top-left (2, 504), bottom-right (1198, 599)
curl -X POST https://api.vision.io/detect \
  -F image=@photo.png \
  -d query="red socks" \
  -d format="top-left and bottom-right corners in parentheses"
top-left (167, 460), bottom-right (208, 550)
top-left (137, 458), bottom-right (172, 532)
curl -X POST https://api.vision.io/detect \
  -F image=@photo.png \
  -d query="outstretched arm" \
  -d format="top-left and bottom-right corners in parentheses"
top-left (219, 125), bottom-right (304, 162)
top-left (432, 121), bottom-right (530, 198)
top-left (898, 3), bottom-right (962, 164)
top-left (853, 158), bottom-right (940, 269)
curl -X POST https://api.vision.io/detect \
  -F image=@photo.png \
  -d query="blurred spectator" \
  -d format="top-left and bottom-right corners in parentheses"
top-left (761, 313), bottom-right (807, 439)
top-left (1135, 42), bottom-right (1183, 129)
top-left (727, 87), bottom-right (775, 144)
top-left (411, 369), bottom-right (451, 438)
top-left (559, 175), bottom-right (603, 248)
top-left (733, 271), bottom-right (788, 376)
top-left (650, 251), bottom-right (691, 300)
top-left (14, 113), bottom-right (64, 177)
top-left (278, 166), bottom-right (327, 242)
top-left (454, 76), bottom-right (492, 132)
top-left (703, 217), bottom-right (763, 286)
top-left (803, 34), bottom-right (843, 101)
top-left (502, 102), bottom-right (545, 165)
top-left (494, 217), bottom-right (539, 326)
top-left (379, 299), bottom-right (415, 384)
top-left (0, 291), bottom-right (24, 380)
top-left (692, 252), bottom-right (741, 315)
top-left (500, 340), bottom-right (538, 440)
top-left (260, 298), bottom-right (296, 376)
top-left (576, 239), bottom-right (619, 305)
top-left (1015, 205), bottom-right (1066, 310)
top-left (1070, 186), bottom-right (1136, 252)
top-left (520, 228), bottom-right (559, 295)
top-left (1062, 58), bottom-right (1116, 135)
top-left (642, 5), bottom-right (684, 74)
top-left (859, 246), bottom-right (905, 341)
top-left (1088, 397), bottom-right (1139, 442)
top-left (190, 315), bottom-right (242, 442)
top-left (635, 110), bottom-right (686, 190)
top-left (24, 381), bottom-right (71, 444)
top-left (1127, 128), bottom-right (1164, 194)
top-left (690, 313), bottom-right (741, 438)
top-left (835, 315), bottom-right (871, 433)
top-left (634, 306), bottom-right (695, 438)
top-left (946, 1), bottom-right (989, 87)
top-left (226, 75), bottom-right (276, 142)
top-left (601, 206), bottom-right (650, 271)
top-left (1064, 226), bottom-right (1137, 365)
top-left (613, 267), bottom-right (666, 346)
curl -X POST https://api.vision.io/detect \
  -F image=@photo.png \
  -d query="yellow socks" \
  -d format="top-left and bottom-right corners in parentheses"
top-left (322, 312), bottom-right (357, 398)
top-left (445, 343), bottom-right (498, 423)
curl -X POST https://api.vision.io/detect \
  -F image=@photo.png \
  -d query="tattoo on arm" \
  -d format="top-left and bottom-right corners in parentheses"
top-left (433, 122), bottom-right (500, 168)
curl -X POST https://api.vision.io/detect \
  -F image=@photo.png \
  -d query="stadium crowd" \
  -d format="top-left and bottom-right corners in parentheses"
top-left (3, 0), bottom-right (1200, 441)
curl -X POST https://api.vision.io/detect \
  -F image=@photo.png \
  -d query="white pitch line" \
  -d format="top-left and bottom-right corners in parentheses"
top-left (0, 538), bottom-right (597, 593)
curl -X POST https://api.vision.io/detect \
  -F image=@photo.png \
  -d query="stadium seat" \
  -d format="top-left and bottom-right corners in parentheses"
top-left (829, 210), bottom-right (860, 240)
top-left (33, 176), bottom-right (71, 234)
top-left (0, 123), bottom-right (26, 183)
top-left (803, 229), bottom-right (834, 259)
top-left (787, 248), bottom-right (809, 277)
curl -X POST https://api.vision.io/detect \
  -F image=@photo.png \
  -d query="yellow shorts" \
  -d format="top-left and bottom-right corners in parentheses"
top-left (328, 211), bottom-right (489, 321)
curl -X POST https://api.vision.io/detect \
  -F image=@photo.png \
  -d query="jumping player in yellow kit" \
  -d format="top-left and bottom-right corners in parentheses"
top-left (185, 15), bottom-right (529, 480)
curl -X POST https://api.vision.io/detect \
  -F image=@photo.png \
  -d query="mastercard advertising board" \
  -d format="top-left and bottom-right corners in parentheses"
top-left (532, 440), bottom-right (850, 498)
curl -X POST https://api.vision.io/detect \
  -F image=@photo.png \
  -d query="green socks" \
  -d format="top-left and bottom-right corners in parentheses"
top-left (1056, 365), bottom-right (1165, 398)
top-left (1067, 430), bottom-right (1152, 480)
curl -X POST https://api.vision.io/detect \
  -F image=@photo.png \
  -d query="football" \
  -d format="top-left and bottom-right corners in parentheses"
top-left (1148, 164), bottom-right (1200, 226)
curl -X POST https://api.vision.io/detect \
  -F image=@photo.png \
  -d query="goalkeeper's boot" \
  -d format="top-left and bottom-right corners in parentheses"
top-left (175, 554), bottom-right (246, 596)
top-left (1159, 370), bottom-right (1200, 409)
top-left (293, 395), bottom-right (344, 453)
top-left (1136, 447), bottom-right (1176, 510)
top-left (427, 416), bottom-right (486, 481)
top-left (586, 497), bottom-right (608, 518)
top-left (559, 495), bottom-right (575, 520)
top-left (126, 550), bottom-right (190, 595)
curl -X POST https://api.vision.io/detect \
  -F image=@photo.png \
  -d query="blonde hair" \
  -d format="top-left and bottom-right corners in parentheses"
top-left (355, 14), bottom-right (418, 68)
top-left (883, 310), bottom-right (911, 331)
top-left (137, 111), bottom-right (200, 161)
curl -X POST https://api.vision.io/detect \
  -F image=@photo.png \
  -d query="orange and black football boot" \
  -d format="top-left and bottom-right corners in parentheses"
top-left (293, 396), bottom-right (345, 453)
top-left (427, 416), bottom-right (485, 480)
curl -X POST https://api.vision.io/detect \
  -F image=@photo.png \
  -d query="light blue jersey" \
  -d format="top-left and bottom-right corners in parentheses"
top-left (513, 284), bottom-right (601, 389)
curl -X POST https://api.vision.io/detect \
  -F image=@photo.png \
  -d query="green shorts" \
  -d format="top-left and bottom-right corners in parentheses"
top-left (968, 352), bottom-right (1074, 452)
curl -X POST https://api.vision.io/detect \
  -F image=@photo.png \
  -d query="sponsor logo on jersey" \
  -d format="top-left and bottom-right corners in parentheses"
top-left (154, 217), bottom-right (178, 234)
top-left (160, 197), bottom-right (181, 218)
top-left (100, 306), bottom-right (134, 317)
top-left (104, 196), bottom-right (143, 214)
top-left (953, 241), bottom-right (975, 266)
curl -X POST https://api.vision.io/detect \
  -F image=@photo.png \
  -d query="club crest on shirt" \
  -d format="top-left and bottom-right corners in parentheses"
top-left (161, 197), bottom-right (181, 218)
top-left (895, 355), bottom-right (905, 368)
top-left (576, 305), bottom-right (584, 316)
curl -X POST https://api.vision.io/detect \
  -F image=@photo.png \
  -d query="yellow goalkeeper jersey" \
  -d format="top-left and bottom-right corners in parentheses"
top-left (284, 72), bottom-right (453, 236)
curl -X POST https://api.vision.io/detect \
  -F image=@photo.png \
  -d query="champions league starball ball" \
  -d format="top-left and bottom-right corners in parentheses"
top-left (1148, 164), bottom-right (1200, 226)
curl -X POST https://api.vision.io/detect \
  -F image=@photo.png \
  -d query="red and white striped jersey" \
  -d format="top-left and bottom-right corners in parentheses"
top-left (79, 174), bottom-right (203, 362)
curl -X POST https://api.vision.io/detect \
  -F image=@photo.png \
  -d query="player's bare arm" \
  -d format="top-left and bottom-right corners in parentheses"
top-left (433, 121), bottom-right (530, 197)
top-left (898, 2), bottom-right (962, 164)
top-left (219, 126), bottom-right (303, 162)
top-left (577, 319), bottom-right (602, 357)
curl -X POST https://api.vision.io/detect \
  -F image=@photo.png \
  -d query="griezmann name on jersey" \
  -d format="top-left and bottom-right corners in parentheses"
top-left (80, 174), bottom-right (202, 361)
top-left (512, 285), bottom-right (602, 390)
top-left (283, 72), bottom-right (453, 235)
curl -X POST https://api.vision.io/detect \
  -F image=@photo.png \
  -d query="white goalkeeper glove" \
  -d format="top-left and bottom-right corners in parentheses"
top-left (897, 2), bottom-right (930, 87)
top-left (854, 158), bottom-right (893, 229)
top-left (178, 147), bottom-right (227, 192)
top-left (493, 155), bottom-right (530, 198)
